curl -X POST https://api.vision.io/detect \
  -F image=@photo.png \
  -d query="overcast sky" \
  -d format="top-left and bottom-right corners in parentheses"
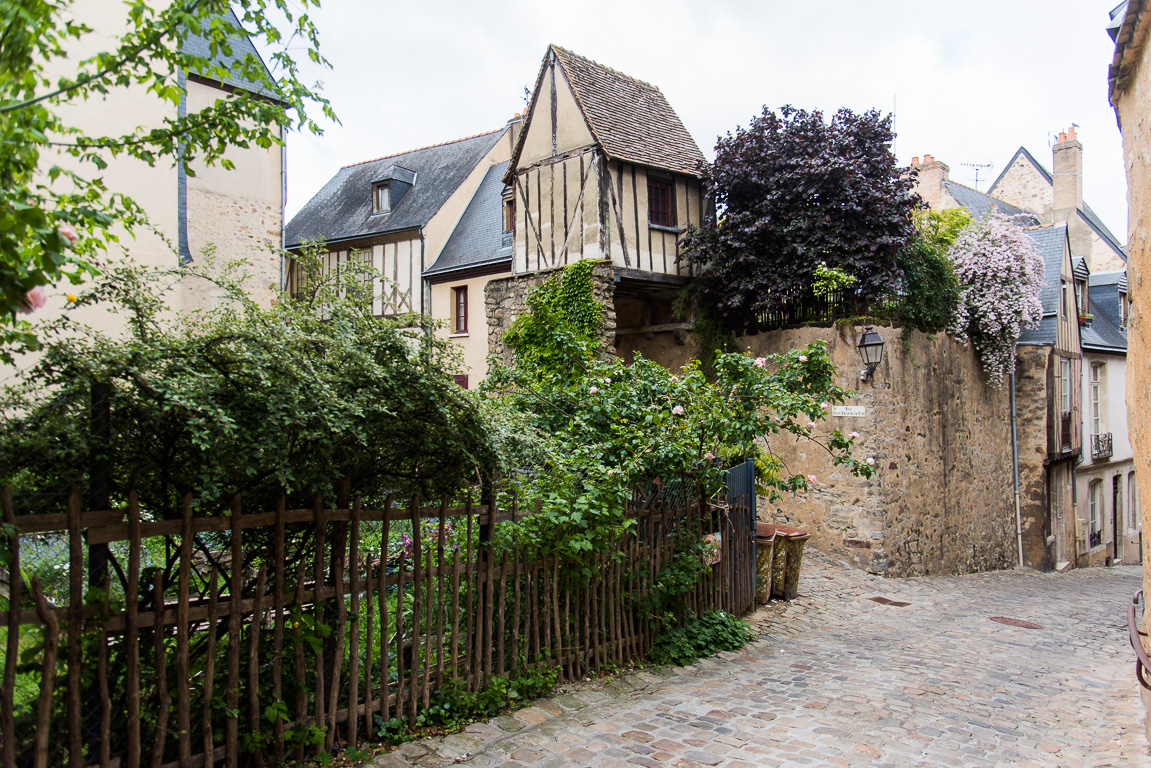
top-left (280, 0), bottom-right (1129, 242)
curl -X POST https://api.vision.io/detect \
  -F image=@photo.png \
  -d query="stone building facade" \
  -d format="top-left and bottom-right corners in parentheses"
top-left (1107, 0), bottom-right (1151, 737)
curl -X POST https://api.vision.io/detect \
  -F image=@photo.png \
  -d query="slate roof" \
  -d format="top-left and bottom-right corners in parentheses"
top-left (424, 162), bottom-right (513, 278)
top-left (987, 147), bottom-right (1127, 262)
top-left (520, 46), bottom-right (705, 177)
top-left (179, 7), bottom-right (281, 102)
top-left (1081, 294), bottom-right (1127, 353)
top-left (285, 129), bottom-right (506, 248)
top-left (1073, 256), bottom-right (1090, 282)
top-left (1089, 271), bottom-right (1130, 333)
top-left (943, 181), bottom-right (1039, 224)
top-left (1018, 224), bottom-right (1068, 346)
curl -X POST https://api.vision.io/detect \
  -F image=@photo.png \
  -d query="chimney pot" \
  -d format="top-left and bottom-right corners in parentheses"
top-left (1058, 131), bottom-right (1067, 143)
top-left (912, 156), bottom-right (920, 166)
top-left (924, 153), bottom-right (934, 163)
top-left (1068, 124), bottom-right (1077, 140)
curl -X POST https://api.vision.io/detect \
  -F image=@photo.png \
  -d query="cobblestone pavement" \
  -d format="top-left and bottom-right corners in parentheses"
top-left (369, 551), bottom-right (1151, 767)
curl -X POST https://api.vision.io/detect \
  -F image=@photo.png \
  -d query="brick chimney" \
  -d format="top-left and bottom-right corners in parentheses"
top-left (912, 153), bottom-right (950, 210)
top-left (1052, 125), bottom-right (1083, 213)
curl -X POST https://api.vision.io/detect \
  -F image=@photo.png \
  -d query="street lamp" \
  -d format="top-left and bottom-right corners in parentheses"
top-left (857, 326), bottom-right (886, 382)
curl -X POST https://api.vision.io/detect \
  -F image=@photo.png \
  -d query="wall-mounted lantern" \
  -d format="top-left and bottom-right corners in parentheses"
top-left (858, 326), bottom-right (886, 382)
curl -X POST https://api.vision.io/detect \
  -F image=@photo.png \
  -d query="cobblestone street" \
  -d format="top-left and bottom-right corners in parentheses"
top-left (371, 552), bottom-right (1151, 768)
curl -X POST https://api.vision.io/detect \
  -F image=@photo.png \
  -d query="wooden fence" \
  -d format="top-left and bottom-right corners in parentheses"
top-left (0, 479), bottom-right (756, 767)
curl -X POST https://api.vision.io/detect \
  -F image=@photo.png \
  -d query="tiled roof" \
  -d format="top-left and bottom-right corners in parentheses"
top-left (179, 7), bottom-right (281, 102)
top-left (1018, 224), bottom-right (1068, 346)
top-left (424, 162), bottom-right (513, 278)
top-left (943, 182), bottom-right (1039, 224)
top-left (1109, 0), bottom-right (1145, 101)
top-left (987, 147), bottom-right (1126, 262)
top-left (285, 129), bottom-right (505, 248)
top-left (548, 46), bottom-right (706, 177)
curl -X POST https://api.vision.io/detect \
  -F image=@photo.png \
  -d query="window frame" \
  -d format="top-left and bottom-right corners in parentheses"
top-left (647, 176), bottom-right (675, 228)
top-left (373, 182), bottom-right (391, 214)
top-left (1060, 279), bottom-right (1068, 319)
top-left (451, 285), bottom-right (468, 334)
top-left (1120, 291), bottom-right (1128, 327)
top-left (1060, 358), bottom-right (1072, 415)
top-left (1089, 362), bottom-right (1104, 436)
top-left (502, 197), bottom-right (515, 234)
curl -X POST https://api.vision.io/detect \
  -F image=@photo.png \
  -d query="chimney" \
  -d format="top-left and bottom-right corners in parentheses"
top-left (1053, 125), bottom-right (1083, 212)
top-left (506, 111), bottom-right (525, 154)
top-left (913, 154), bottom-right (950, 210)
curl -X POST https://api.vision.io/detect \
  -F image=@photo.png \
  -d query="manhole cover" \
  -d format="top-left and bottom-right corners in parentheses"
top-left (990, 616), bottom-right (1043, 629)
top-left (869, 596), bottom-right (911, 607)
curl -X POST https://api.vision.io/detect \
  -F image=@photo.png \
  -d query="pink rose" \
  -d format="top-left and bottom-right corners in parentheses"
top-left (605, 378), bottom-right (611, 384)
top-left (866, 457), bottom-right (875, 466)
top-left (607, 469), bottom-right (614, 476)
top-left (820, 401), bottom-right (830, 410)
top-left (754, 357), bottom-right (766, 367)
top-left (849, 431), bottom-right (860, 440)
top-left (589, 386), bottom-right (598, 394)
top-left (807, 474), bottom-right (817, 484)
top-left (807, 421), bottom-right (816, 430)
top-left (58, 223), bottom-right (79, 246)
top-left (672, 405), bottom-right (685, 416)
top-left (18, 285), bottom-right (48, 314)
top-left (704, 452), bottom-right (715, 460)
top-left (798, 354), bottom-right (808, 362)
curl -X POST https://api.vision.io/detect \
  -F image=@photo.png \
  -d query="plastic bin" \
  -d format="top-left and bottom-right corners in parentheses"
top-left (755, 522), bottom-right (777, 604)
top-left (771, 524), bottom-right (810, 601)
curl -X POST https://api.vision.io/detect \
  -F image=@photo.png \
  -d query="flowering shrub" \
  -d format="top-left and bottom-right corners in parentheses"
top-left (948, 215), bottom-right (1044, 385)
top-left (484, 260), bottom-right (873, 560)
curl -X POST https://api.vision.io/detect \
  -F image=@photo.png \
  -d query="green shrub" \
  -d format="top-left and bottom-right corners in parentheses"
top-left (648, 610), bottom-right (754, 667)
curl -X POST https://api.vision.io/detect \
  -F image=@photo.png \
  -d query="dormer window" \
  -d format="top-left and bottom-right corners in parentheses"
top-left (503, 197), bottom-right (515, 234)
top-left (373, 182), bottom-right (391, 213)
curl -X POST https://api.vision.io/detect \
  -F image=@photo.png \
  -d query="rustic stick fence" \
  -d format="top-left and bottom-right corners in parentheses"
top-left (0, 479), bottom-right (755, 767)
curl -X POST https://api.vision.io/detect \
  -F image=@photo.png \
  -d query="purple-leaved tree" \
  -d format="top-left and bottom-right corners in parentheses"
top-left (948, 215), bottom-right (1045, 386)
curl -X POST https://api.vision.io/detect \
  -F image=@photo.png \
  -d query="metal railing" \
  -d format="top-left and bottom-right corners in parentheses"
top-left (1128, 591), bottom-right (1151, 691)
top-left (1091, 432), bottom-right (1113, 459)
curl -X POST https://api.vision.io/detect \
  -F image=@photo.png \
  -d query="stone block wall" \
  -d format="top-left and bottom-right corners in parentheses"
top-left (485, 261), bottom-right (616, 369)
top-left (630, 324), bottom-right (1018, 577)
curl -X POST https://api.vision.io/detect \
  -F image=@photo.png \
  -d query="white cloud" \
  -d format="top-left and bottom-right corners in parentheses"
top-left (281, 0), bottom-right (1129, 243)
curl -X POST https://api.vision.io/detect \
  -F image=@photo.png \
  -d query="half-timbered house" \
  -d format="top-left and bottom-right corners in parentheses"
top-left (500, 45), bottom-right (710, 353)
top-left (284, 126), bottom-right (514, 321)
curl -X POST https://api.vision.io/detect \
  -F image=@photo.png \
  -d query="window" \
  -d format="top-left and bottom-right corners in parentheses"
top-left (1120, 291), bottom-right (1128, 327)
top-left (1090, 363), bottom-right (1104, 436)
top-left (1075, 280), bottom-right (1083, 314)
top-left (503, 197), bottom-right (515, 233)
top-left (1060, 358), bottom-right (1071, 414)
top-left (373, 182), bottom-right (390, 213)
top-left (648, 178), bottom-right (674, 227)
top-left (1089, 480), bottom-right (1102, 546)
top-left (452, 286), bottom-right (468, 334)
top-left (453, 374), bottom-right (469, 389)
top-left (1060, 280), bottom-right (1067, 318)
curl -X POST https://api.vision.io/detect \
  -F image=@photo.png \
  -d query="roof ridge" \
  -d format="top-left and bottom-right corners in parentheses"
top-left (341, 128), bottom-right (504, 169)
top-left (549, 44), bottom-right (662, 94)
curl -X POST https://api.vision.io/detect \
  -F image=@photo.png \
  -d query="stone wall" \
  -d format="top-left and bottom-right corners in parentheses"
top-left (629, 325), bottom-right (1018, 577)
top-left (485, 261), bottom-right (616, 369)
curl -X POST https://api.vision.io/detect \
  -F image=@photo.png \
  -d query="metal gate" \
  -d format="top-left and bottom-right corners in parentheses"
top-left (724, 458), bottom-right (758, 616)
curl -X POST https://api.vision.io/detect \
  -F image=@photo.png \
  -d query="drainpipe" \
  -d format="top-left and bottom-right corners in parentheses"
top-left (1011, 368), bottom-right (1025, 568)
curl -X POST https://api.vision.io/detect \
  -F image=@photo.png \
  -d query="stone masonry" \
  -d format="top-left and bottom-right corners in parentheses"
top-left (485, 261), bottom-right (617, 369)
top-left (628, 324), bottom-right (1017, 578)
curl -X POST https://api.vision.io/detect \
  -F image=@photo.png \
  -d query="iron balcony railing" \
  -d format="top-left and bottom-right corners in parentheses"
top-left (1091, 432), bottom-right (1114, 459)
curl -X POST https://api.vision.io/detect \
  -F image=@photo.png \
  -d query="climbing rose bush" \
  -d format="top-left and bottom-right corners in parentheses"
top-left (948, 215), bottom-right (1044, 386)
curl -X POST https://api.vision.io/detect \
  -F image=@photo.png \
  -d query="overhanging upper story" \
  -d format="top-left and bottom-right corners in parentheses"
top-left (506, 45), bottom-right (710, 284)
